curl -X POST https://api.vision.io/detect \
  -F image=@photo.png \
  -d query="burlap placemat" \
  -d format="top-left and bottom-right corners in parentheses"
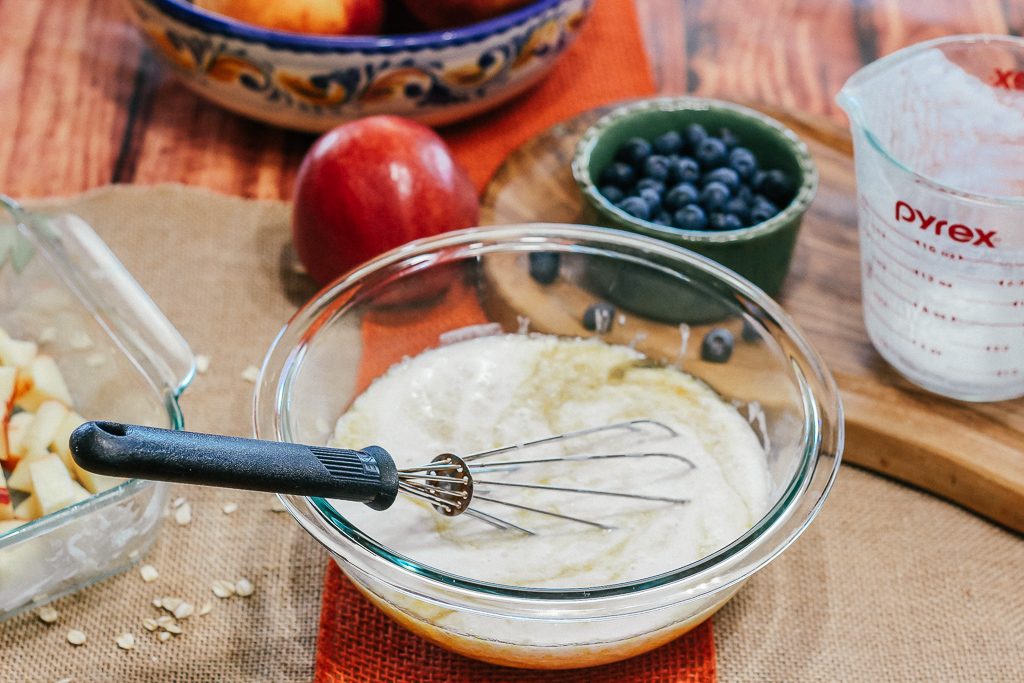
top-left (1, 185), bottom-right (1021, 682)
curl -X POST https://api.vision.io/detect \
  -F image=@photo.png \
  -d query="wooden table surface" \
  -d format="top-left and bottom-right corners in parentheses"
top-left (1, 0), bottom-right (1021, 200)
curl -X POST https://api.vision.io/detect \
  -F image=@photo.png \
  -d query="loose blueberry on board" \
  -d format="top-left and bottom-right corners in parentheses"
top-left (664, 182), bottom-right (699, 211)
top-left (702, 167), bottom-right (741, 193)
top-left (643, 155), bottom-right (671, 182)
top-left (635, 178), bottom-right (666, 194)
top-left (728, 147), bottom-right (758, 180)
top-left (653, 130), bottom-right (684, 156)
top-left (695, 137), bottom-right (728, 168)
top-left (582, 302), bottom-right (616, 333)
top-left (701, 327), bottom-right (734, 363)
top-left (600, 162), bottom-right (636, 188)
top-left (668, 157), bottom-right (701, 185)
top-left (617, 196), bottom-right (651, 221)
top-left (617, 137), bottom-right (653, 167)
top-left (673, 204), bottom-right (708, 231)
top-left (708, 212), bottom-right (744, 231)
top-left (699, 181), bottom-right (732, 211)
top-left (528, 252), bottom-right (560, 285)
top-left (600, 185), bottom-right (625, 203)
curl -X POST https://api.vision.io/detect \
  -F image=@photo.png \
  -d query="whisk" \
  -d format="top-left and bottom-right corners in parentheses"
top-left (69, 419), bottom-right (695, 534)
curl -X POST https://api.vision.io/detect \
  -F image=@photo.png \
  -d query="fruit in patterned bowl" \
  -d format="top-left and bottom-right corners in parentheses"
top-left (124, 0), bottom-right (593, 131)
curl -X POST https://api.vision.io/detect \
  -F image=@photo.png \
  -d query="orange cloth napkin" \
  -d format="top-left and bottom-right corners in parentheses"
top-left (313, 4), bottom-right (716, 679)
top-left (314, 280), bottom-right (717, 681)
top-left (444, 0), bottom-right (657, 191)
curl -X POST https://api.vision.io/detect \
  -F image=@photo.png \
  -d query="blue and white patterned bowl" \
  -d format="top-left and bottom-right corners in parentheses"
top-left (124, 0), bottom-right (593, 131)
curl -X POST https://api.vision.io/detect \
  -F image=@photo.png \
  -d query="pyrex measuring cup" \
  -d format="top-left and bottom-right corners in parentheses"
top-left (837, 35), bottom-right (1024, 402)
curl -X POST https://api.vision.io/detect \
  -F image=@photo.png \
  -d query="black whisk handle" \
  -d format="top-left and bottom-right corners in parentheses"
top-left (69, 421), bottom-right (399, 510)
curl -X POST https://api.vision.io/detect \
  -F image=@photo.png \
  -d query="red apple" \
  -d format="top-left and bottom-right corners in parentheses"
top-left (399, 0), bottom-right (533, 29)
top-left (292, 116), bottom-right (479, 286)
top-left (194, 0), bottom-right (383, 35)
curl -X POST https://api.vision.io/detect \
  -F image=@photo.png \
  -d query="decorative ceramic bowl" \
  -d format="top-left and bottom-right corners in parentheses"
top-left (572, 98), bottom-right (818, 297)
top-left (124, 0), bottom-right (593, 131)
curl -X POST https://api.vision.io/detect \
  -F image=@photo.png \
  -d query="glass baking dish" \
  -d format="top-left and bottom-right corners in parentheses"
top-left (0, 196), bottom-right (193, 620)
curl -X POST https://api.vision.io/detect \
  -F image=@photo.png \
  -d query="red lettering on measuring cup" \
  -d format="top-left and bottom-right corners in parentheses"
top-left (894, 200), bottom-right (999, 248)
top-left (993, 68), bottom-right (1024, 90)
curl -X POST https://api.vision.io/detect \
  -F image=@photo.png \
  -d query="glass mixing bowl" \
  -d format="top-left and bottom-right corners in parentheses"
top-left (255, 224), bottom-right (843, 669)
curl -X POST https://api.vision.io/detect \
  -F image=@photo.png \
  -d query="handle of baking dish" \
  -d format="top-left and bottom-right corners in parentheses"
top-left (1, 196), bottom-right (195, 397)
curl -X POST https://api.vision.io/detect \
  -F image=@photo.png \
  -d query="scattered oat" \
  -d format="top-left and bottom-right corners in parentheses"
top-left (173, 601), bottom-right (194, 619)
top-left (156, 615), bottom-right (175, 627)
top-left (69, 330), bottom-right (93, 350)
top-left (55, 678), bottom-right (74, 683)
top-left (38, 327), bottom-right (57, 344)
top-left (163, 623), bottom-right (182, 635)
top-left (198, 602), bottom-right (212, 616)
top-left (174, 503), bottom-right (192, 526)
top-left (128, 549), bottom-right (141, 561)
top-left (235, 578), bottom-right (254, 597)
top-left (171, 497), bottom-right (186, 509)
top-left (269, 497), bottom-right (287, 513)
top-left (160, 597), bottom-right (183, 613)
top-left (139, 564), bottom-right (159, 583)
top-left (142, 618), bottom-right (158, 632)
top-left (195, 354), bottom-right (210, 374)
top-left (37, 606), bottom-right (59, 624)
top-left (152, 598), bottom-right (163, 609)
top-left (116, 632), bottom-right (135, 650)
top-left (241, 365), bottom-right (260, 383)
top-left (211, 580), bottom-right (236, 598)
top-left (158, 631), bottom-right (171, 643)
top-left (221, 502), bottom-right (238, 515)
top-left (85, 353), bottom-right (105, 367)
top-left (66, 629), bottom-right (86, 646)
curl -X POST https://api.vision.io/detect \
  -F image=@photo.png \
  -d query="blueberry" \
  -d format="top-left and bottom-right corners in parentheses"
top-left (635, 178), bottom-right (666, 194)
top-left (528, 252), bottom-right (560, 285)
top-left (684, 123), bottom-right (708, 148)
top-left (754, 169), bottom-right (795, 205)
top-left (638, 188), bottom-right (662, 213)
top-left (702, 167), bottom-right (741, 193)
top-left (708, 212), bottom-right (744, 231)
top-left (701, 327), bottom-right (734, 363)
top-left (699, 181), bottom-right (732, 211)
top-left (617, 196), bottom-right (650, 221)
top-left (642, 155), bottom-right (671, 182)
top-left (653, 130), bottom-right (684, 156)
top-left (600, 185), bottom-right (625, 204)
top-left (583, 302), bottom-right (616, 334)
top-left (741, 318), bottom-right (761, 342)
top-left (735, 184), bottom-right (753, 202)
top-left (728, 147), bottom-right (758, 180)
top-left (723, 196), bottom-right (751, 224)
top-left (664, 182), bottom-right (699, 211)
top-left (653, 211), bottom-right (673, 226)
top-left (599, 162), bottom-right (635, 188)
top-left (617, 137), bottom-right (653, 167)
top-left (672, 204), bottom-right (708, 231)
top-left (718, 127), bottom-right (740, 150)
top-left (667, 157), bottom-right (701, 184)
top-left (695, 137), bottom-right (729, 168)
top-left (748, 197), bottom-right (779, 224)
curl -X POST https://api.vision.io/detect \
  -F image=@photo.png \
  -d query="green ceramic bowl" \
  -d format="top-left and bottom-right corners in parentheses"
top-left (572, 98), bottom-right (817, 301)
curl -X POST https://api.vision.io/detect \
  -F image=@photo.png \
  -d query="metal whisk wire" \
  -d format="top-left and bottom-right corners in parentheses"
top-left (395, 420), bottom-right (696, 535)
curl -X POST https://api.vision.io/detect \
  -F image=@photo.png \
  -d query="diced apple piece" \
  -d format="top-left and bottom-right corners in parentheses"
top-left (6, 456), bottom-right (38, 492)
top-left (19, 400), bottom-right (68, 460)
top-left (13, 494), bottom-right (39, 520)
top-left (67, 481), bottom-right (91, 505)
top-left (16, 355), bottom-right (73, 411)
top-left (5, 410), bottom-right (34, 461)
top-left (74, 461), bottom-right (124, 495)
top-left (51, 410), bottom-right (86, 471)
top-left (28, 455), bottom-right (78, 516)
top-left (0, 468), bottom-right (13, 520)
top-left (0, 366), bottom-right (15, 406)
top-left (0, 330), bottom-right (38, 368)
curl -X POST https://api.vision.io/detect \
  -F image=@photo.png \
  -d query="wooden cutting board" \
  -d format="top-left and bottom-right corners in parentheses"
top-left (479, 105), bottom-right (1024, 534)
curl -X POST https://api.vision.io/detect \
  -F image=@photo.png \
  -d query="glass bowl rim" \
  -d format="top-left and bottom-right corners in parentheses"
top-left (255, 223), bottom-right (844, 604)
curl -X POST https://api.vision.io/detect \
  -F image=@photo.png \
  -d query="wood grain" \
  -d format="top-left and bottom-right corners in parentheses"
top-left (1, 0), bottom-right (1021, 200)
top-left (479, 107), bottom-right (1024, 533)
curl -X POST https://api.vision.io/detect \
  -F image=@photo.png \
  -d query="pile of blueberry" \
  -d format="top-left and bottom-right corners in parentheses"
top-left (596, 123), bottom-right (795, 231)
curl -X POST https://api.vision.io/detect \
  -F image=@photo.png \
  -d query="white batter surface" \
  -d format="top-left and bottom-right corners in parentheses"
top-left (329, 334), bottom-right (769, 589)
